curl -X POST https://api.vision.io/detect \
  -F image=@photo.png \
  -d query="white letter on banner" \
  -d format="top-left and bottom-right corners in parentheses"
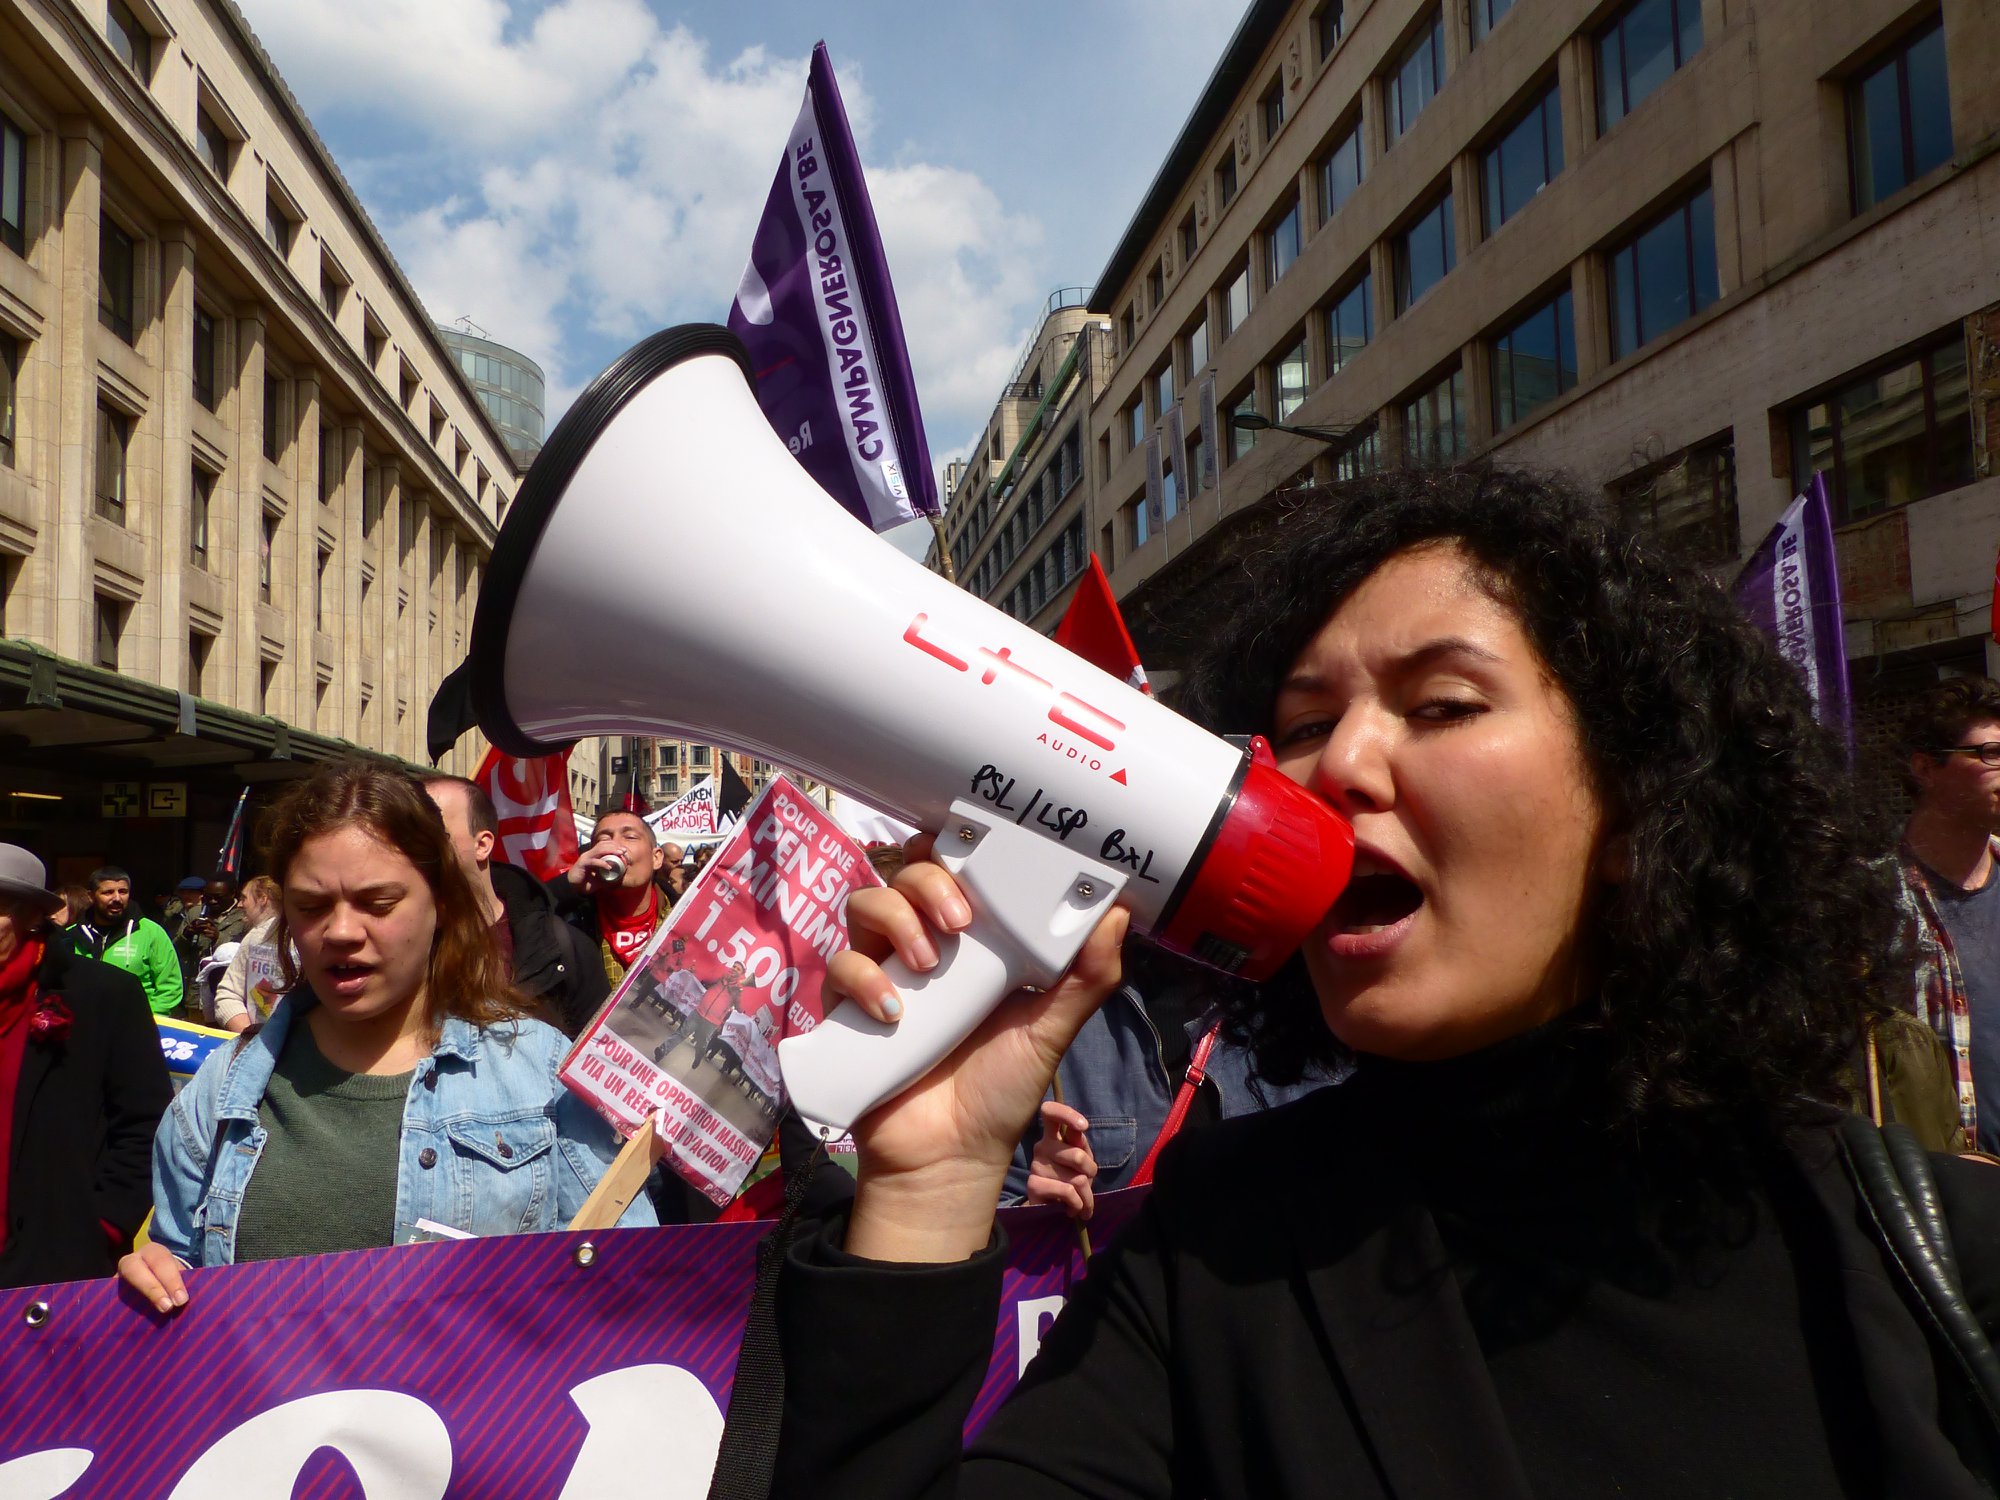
top-left (165, 1390), bottom-right (451, 1500)
top-left (557, 1364), bottom-right (723, 1499)
top-left (1016, 1294), bottom-right (1067, 1379)
top-left (0, 1447), bottom-right (93, 1499)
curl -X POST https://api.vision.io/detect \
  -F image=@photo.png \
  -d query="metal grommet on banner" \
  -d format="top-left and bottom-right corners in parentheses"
top-left (23, 1300), bottom-right (50, 1329)
top-left (573, 1241), bottom-right (597, 1268)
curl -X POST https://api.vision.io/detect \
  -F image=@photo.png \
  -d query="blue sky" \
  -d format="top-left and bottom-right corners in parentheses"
top-left (232, 0), bottom-right (1246, 483)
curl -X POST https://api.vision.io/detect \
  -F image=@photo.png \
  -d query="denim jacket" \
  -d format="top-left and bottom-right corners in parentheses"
top-left (1001, 982), bottom-right (1340, 1204)
top-left (151, 993), bottom-right (654, 1265)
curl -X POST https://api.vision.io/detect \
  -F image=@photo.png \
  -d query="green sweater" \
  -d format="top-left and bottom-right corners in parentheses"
top-left (233, 1019), bottom-right (413, 1263)
top-left (69, 914), bottom-right (183, 1014)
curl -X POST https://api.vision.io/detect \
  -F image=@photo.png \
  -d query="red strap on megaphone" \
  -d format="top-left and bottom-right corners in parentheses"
top-left (1130, 1019), bottom-right (1224, 1188)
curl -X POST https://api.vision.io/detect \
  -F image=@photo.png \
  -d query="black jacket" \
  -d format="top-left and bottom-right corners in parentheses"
top-left (2, 939), bottom-right (171, 1288)
top-left (491, 862), bottom-right (609, 1038)
top-left (772, 1078), bottom-right (2000, 1499)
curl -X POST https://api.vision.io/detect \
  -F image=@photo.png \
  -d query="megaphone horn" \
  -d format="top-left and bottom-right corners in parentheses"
top-left (467, 324), bottom-right (1352, 1136)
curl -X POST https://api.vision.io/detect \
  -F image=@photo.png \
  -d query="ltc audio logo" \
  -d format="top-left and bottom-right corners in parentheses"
top-left (902, 613), bottom-right (1129, 781)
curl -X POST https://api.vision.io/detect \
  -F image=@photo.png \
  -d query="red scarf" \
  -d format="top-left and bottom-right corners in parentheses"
top-left (598, 885), bottom-right (660, 972)
top-left (0, 937), bottom-right (46, 1253)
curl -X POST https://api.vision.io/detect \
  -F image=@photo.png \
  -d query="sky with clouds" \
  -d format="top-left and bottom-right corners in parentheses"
top-left (231, 0), bottom-right (1247, 489)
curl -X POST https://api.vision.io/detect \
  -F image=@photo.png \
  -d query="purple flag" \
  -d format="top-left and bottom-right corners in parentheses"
top-left (728, 43), bottom-right (937, 532)
top-left (1732, 473), bottom-right (1852, 748)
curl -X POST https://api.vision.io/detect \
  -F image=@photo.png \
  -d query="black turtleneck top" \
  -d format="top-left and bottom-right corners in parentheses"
top-left (771, 1018), bottom-right (1999, 1500)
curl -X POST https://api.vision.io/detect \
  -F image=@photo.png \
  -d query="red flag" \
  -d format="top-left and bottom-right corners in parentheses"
top-left (475, 747), bottom-right (581, 881)
top-left (1991, 544), bottom-right (2000, 643)
top-left (1053, 554), bottom-right (1151, 695)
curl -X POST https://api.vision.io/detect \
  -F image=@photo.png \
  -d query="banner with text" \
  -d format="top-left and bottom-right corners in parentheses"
top-left (1733, 472), bottom-right (1852, 750)
top-left (727, 42), bottom-right (937, 532)
top-left (564, 777), bottom-right (880, 1205)
top-left (0, 1192), bottom-right (1146, 1499)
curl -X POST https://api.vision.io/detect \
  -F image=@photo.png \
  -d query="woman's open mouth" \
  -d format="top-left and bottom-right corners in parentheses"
top-left (1323, 867), bottom-right (1424, 961)
top-left (324, 962), bottom-right (375, 997)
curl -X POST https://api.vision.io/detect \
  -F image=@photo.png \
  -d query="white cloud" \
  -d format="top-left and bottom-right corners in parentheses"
top-left (236, 1), bottom-right (1047, 480)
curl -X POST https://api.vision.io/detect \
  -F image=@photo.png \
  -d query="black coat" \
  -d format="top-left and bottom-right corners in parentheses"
top-left (1, 939), bottom-right (171, 1288)
top-left (772, 1080), bottom-right (2000, 1499)
top-left (491, 862), bottom-right (609, 1037)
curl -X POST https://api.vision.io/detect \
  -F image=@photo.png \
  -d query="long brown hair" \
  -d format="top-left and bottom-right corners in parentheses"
top-left (256, 758), bottom-right (533, 1031)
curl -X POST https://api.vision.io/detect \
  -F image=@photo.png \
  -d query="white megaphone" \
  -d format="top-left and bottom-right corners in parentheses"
top-left (467, 325), bottom-right (1353, 1137)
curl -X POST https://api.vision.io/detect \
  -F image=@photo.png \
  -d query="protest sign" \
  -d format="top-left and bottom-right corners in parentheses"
top-left (0, 1193), bottom-right (1146, 1498)
top-left (564, 777), bottom-right (880, 1205)
top-left (156, 1016), bottom-right (232, 1091)
top-left (646, 774), bottom-right (721, 840)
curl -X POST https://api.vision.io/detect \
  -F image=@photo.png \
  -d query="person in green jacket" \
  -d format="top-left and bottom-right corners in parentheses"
top-left (69, 865), bottom-right (182, 1015)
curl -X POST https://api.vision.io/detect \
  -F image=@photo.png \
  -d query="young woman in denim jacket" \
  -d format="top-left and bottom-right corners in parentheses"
top-left (119, 760), bottom-right (652, 1310)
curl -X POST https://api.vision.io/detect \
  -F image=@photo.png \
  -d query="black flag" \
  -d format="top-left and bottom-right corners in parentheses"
top-left (719, 758), bottom-right (753, 821)
top-left (426, 659), bottom-right (476, 765)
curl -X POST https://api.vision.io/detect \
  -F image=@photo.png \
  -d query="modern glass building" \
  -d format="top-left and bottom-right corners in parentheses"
top-left (437, 324), bottom-right (546, 467)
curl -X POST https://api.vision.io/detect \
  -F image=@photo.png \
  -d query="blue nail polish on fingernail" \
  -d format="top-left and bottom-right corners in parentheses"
top-left (882, 995), bottom-right (904, 1019)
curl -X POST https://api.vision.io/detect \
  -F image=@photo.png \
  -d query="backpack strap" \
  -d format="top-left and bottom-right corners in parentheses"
top-left (1839, 1116), bottom-right (2000, 1441)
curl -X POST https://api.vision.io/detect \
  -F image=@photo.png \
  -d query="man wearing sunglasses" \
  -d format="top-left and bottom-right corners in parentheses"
top-left (1896, 675), bottom-right (2000, 1153)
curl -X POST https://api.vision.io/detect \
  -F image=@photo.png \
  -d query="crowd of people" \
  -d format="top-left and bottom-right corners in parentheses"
top-left (9, 463), bottom-right (2000, 1492)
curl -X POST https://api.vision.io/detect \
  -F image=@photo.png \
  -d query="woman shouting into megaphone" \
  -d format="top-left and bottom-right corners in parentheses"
top-left (762, 465), bottom-right (2000, 1500)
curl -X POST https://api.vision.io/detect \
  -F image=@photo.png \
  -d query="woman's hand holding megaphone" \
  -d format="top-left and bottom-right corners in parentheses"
top-left (826, 836), bottom-right (1128, 1265)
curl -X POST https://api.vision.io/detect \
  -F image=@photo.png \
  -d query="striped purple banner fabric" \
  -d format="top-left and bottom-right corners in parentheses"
top-left (0, 1195), bottom-right (1148, 1497)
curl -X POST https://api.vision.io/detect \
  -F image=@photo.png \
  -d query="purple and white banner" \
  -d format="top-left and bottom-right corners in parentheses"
top-left (0, 1193), bottom-right (1144, 1498)
top-left (727, 43), bottom-right (937, 534)
top-left (1733, 473), bottom-right (1852, 746)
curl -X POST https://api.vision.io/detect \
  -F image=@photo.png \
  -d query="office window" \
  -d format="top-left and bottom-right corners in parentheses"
top-left (316, 546), bottom-right (331, 629)
top-left (1387, 10), bottom-right (1446, 145)
top-left (94, 596), bottom-right (125, 670)
top-left (1849, 18), bottom-right (1952, 213)
top-left (0, 111), bottom-right (27, 256)
top-left (1222, 262), bottom-right (1251, 338)
top-left (0, 337), bottom-right (17, 468)
top-left (692, 746), bottom-right (711, 769)
top-left (1146, 262), bottom-right (1164, 313)
top-left (106, 0), bottom-right (150, 81)
top-left (1216, 152), bottom-right (1238, 211)
top-left (1471, 0), bottom-right (1515, 45)
top-left (260, 511), bottom-right (277, 601)
top-left (1153, 362), bottom-right (1174, 417)
top-left (320, 264), bottom-right (347, 321)
top-left (1792, 333), bottom-right (1971, 523)
top-left (1394, 189), bottom-right (1456, 312)
top-left (1482, 82), bottom-right (1564, 235)
top-left (1273, 338), bottom-right (1309, 421)
top-left (1315, 2), bottom-right (1344, 59)
top-left (188, 631), bottom-right (212, 697)
top-left (1611, 433), bottom-right (1737, 566)
top-left (1336, 426), bottom-right (1382, 481)
top-left (1130, 494), bottom-right (1150, 549)
top-left (1229, 390), bottom-right (1258, 463)
top-left (1160, 462), bottom-right (1179, 524)
top-left (1319, 120), bottom-right (1363, 223)
top-left (1177, 213), bottom-right (1199, 267)
top-left (1597, 0), bottom-right (1702, 131)
top-left (262, 374), bottom-right (282, 462)
top-left (1261, 80), bottom-right (1285, 143)
top-left (1607, 184), bottom-right (1717, 358)
top-left (192, 306), bottom-right (217, 411)
top-left (1326, 271), bottom-right (1373, 377)
top-left (364, 319), bottom-right (386, 370)
top-left (190, 466), bottom-right (212, 565)
top-left (94, 405), bottom-right (128, 524)
top-left (1125, 399), bottom-right (1144, 452)
top-left (320, 426), bottom-right (340, 503)
top-left (1118, 307), bottom-right (1134, 355)
top-left (1265, 197), bottom-right (1303, 287)
top-left (1404, 366), bottom-right (1467, 466)
top-left (195, 105), bottom-right (231, 180)
top-left (1186, 317), bottom-right (1209, 378)
top-left (1492, 289), bottom-right (1578, 430)
top-left (264, 192), bottom-right (295, 257)
top-left (98, 218), bottom-right (134, 344)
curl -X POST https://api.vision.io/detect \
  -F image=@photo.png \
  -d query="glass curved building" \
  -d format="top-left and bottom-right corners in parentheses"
top-left (437, 324), bottom-right (545, 466)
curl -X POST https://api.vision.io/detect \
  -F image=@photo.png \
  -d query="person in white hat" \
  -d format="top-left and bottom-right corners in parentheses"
top-left (0, 844), bottom-right (170, 1288)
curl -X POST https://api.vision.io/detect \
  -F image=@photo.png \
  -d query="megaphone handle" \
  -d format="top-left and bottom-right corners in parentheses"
top-left (779, 801), bottom-right (1129, 1138)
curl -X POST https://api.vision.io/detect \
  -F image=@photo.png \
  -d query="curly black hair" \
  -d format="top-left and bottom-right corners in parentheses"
top-left (1175, 464), bottom-right (1904, 1125)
